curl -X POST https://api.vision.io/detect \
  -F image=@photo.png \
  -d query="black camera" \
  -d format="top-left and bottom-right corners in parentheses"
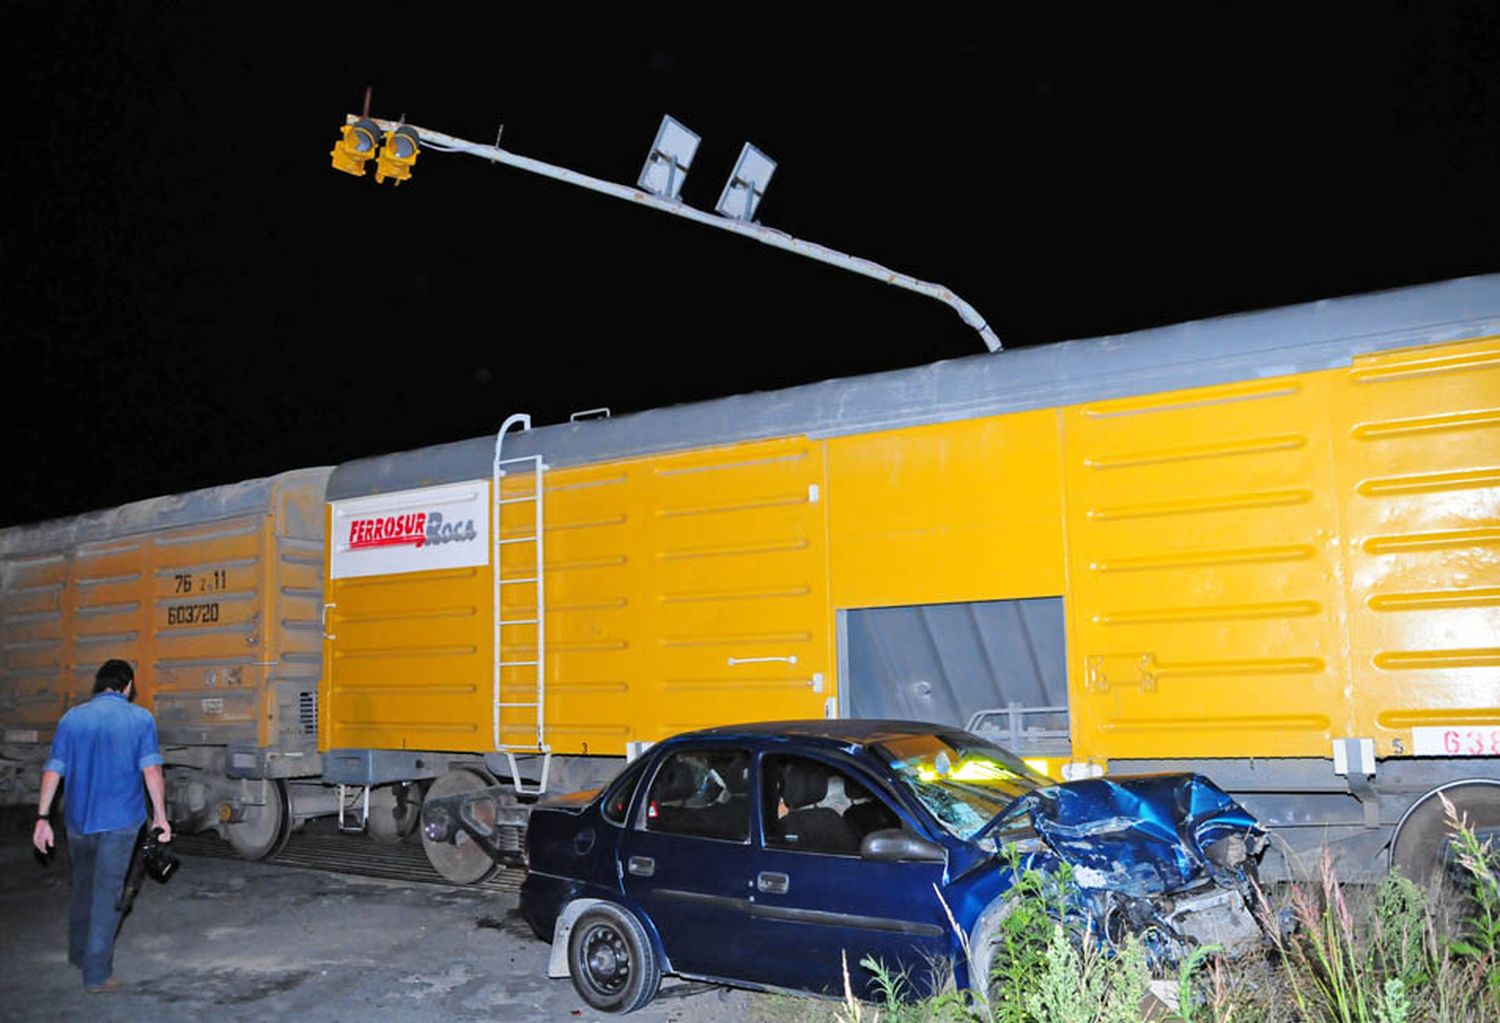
top-left (117, 826), bottom-right (179, 914)
top-left (138, 826), bottom-right (179, 884)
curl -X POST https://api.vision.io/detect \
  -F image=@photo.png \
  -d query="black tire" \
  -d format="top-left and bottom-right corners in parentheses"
top-left (966, 895), bottom-right (1016, 1002)
top-left (968, 888), bottom-right (1089, 1001)
top-left (567, 904), bottom-right (661, 1014)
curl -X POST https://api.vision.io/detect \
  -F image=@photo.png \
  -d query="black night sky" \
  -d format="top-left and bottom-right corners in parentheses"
top-left (4, 5), bottom-right (1498, 528)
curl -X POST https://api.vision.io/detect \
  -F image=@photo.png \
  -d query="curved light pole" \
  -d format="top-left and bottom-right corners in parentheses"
top-left (346, 113), bottom-right (1003, 352)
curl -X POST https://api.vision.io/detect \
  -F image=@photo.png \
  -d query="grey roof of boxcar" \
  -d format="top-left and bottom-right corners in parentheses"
top-left (330, 274), bottom-right (1500, 500)
top-left (0, 467), bottom-right (333, 557)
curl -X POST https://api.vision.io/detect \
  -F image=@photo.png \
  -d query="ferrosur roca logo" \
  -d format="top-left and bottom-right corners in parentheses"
top-left (347, 511), bottom-right (477, 549)
top-left (330, 481), bottom-right (490, 579)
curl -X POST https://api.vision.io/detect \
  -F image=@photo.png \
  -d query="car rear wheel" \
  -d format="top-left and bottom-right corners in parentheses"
top-left (567, 903), bottom-right (661, 1014)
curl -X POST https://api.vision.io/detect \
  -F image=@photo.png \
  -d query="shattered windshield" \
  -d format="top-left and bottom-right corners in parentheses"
top-left (873, 733), bottom-right (1042, 841)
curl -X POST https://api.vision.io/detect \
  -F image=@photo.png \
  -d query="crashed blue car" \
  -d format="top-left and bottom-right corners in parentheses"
top-left (520, 720), bottom-right (1269, 1013)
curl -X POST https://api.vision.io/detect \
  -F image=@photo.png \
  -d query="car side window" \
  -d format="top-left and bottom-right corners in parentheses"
top-left (600, 757), bottom-right (650, 827)
top-left (762, 754), bottom-right (902, 856)
top-left (641, 748), bottom-right (751, 842)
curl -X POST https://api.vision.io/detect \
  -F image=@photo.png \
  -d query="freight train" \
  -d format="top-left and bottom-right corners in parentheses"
top-left (3, 274), bottom-right (1497, 883)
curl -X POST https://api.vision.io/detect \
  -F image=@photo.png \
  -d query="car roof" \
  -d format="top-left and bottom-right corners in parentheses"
top-left (666, 719), bottom-right (967, 749)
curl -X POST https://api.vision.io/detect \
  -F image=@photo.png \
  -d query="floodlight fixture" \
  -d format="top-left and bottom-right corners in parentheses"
top-left (715, 142), bottom-right (777, 222)
top-left (637, 115), bottom-right (700, 200)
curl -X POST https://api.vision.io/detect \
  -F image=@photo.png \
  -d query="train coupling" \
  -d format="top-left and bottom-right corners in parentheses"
top-left (421, 782), bottom-right (529, 868)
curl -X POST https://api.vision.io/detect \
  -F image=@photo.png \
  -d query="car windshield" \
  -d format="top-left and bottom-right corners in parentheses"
top-left (872, 733), bottom-right (1042, 841)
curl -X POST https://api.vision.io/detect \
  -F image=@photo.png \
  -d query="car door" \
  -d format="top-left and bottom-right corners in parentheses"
top-left (618, 745), bottom-right (759, 981)
top-left (746, 753), bottom-right (953, 997)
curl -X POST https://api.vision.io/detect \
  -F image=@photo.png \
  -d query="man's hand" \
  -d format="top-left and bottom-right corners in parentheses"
top-left (33, 818), bottom-right (54, 855)
top-left (143, 764), bottom-right (171, 842)
top-left (34, 771), bottom-right (61, 855)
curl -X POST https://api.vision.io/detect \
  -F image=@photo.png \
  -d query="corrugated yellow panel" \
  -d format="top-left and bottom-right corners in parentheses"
top-left (1332, 335), bottom-right (1500, 754)
top-left (0, 472), bottom-right (328, 752)
top-left (640, 439), bottom-right (830, 737)
top-left (827, 411), bottom-right (1065, 608)
top-left (271, 536), bottom-right (326, 668)
top-left (1064, 373), bottom-right (1348, 759)
top-left (323, 479), bottom-right (494, 752)
top-left (72, 539), bottom-right (149, 709)
top-left (148, 515), bottom-right (267, 746)
top-left (499, 438), bottom-right (831, 750)
top-left (327, 565), bottom-right (490, 751)
top-left (325, 437), bottom-right (832, 757)
top-left (0, 553), bottom-right (69, 732)
top-left (503, 462), bottom-right (638, 752)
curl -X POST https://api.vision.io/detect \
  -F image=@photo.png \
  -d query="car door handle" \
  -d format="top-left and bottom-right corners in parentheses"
top-left (756, 871), bottom-right (789, 895)
top-left (627, 855), bottom-right (655, 877)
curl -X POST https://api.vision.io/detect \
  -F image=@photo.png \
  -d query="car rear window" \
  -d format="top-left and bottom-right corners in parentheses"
top-left (641, 749), bottom-right (751, 842)
top-left (601, 757), bottom-right (650, 826)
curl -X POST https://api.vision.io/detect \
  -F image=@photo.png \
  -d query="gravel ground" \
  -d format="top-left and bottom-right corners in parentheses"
top-left (0, 812), bottom-right (818, 1023)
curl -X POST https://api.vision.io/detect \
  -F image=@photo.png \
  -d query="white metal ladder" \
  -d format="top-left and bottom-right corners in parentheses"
top-left (492, 413), bottom-right (551, 795)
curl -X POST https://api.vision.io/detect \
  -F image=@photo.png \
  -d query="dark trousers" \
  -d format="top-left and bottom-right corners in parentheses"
top-left (67, 824), bottom-right (138, 987)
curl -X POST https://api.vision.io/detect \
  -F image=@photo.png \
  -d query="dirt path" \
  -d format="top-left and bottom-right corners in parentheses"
top-left (0, 819), bottom-right (811, 1023)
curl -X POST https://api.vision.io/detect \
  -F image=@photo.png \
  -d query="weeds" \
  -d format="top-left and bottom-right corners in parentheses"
top-left (1276, 848), bottom-right (1376, 1023)
top-left (986, 855), bottom-right (1075, 1023)
top-left (1025, 925), bottom-right (1149, 1023)
top-left (1441, 795), bottom-right (1499, 1014)
top-left (1175, 943), bottom-right (1220, 1023)
top-left (1370, 872), bottom-right (1432, 993)
top-left (822, 807), bottom-right (1498, 1023)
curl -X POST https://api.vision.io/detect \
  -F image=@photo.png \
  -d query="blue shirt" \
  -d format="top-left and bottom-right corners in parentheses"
top-left (44, 691), bottom-right (164, 835)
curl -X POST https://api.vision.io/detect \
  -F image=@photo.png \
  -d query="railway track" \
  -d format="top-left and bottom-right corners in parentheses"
top-left (172, 822), bottom-right (527, 893)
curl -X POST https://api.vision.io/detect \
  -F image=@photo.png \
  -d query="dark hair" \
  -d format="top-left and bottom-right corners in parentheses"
top-left (94, 658), bottom-right (135, 694)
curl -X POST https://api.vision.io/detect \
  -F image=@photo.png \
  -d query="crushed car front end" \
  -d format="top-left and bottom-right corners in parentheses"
top-left (968, 772), bottom-right (1272, 971)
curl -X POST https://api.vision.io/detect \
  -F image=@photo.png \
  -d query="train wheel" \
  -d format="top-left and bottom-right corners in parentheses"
top-left (421, 769), bottom-right (500, 884)
top-left (367, 781), bottom-right (424, 844)
top-left (1390, 780), bottom-right (1500, 886)
top-left (225, 779), bottom-right (291, 861)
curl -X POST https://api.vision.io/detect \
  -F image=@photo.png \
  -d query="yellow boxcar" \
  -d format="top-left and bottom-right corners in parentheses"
top-left (322, 276), bottom-right (1500, 881)
top-left (0, 468), bottom-right (331, 859)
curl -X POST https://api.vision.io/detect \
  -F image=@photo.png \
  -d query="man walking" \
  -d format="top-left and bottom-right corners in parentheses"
top-left (32, 658), bottom-right (171, 993)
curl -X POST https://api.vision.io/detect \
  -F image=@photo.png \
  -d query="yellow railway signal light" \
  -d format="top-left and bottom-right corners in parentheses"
top-left (330, 118), bottom-right (383, 177)
top-left (375, 125), bottom-right (421, 185)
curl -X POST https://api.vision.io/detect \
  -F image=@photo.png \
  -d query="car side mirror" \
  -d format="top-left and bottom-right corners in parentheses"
top-left (859, 828), bottom-right (946, 864)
